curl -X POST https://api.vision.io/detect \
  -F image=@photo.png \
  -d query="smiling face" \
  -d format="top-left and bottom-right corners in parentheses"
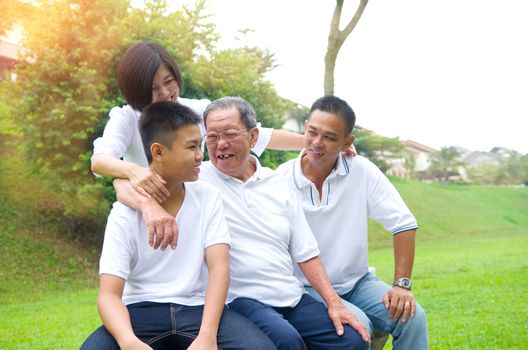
top-left (205, 106), bottom-right (258, 181)
top-left (151, 64), bottom-right (180, 103)
top-left (155, 124), bottom-right (203, 183)
top-left (303, 110), bottom-right (355, 170)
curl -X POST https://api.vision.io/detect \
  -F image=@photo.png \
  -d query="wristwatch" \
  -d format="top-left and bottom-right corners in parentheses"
top-left (393, 277), bottom-right (412, 290)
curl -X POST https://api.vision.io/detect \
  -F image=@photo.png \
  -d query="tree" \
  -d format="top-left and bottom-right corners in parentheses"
top-left (354, 129), bottom-right (403, 173)
top-left (428, 147), bottom-right (465, 183)
top-left (324, 0), bottom-right (369, 95)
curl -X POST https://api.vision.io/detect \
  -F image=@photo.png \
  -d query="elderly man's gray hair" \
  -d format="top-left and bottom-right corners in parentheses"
top-left (203, 96), bottom-right (257, 129)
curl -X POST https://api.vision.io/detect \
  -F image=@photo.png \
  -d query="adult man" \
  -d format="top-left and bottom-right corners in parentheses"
top-left (116, 97), bottom-right (369, 350)
top-left (276, 95), bottom-right (429, 349)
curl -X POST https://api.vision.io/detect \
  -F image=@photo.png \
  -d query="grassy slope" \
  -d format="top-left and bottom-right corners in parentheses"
top-left (1, 145), bottom-right (527, 348)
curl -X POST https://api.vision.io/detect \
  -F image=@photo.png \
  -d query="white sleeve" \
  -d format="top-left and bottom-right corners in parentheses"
top-left (99, 205), bottom-right (137, 280)
top-left (252, 124), bottom-right (273, 157)
top-left (92, 106), bottom-right (136, 160)
top-left (288, 194), bottom-right (320, 263)
top-left (366, 162), bottom-right (418, 235)
top-left (203, 189), bottom-right (231, 248)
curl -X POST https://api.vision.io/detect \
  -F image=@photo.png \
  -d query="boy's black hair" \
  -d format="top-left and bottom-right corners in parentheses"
top-left (139, 101), bottom-right (200, 163)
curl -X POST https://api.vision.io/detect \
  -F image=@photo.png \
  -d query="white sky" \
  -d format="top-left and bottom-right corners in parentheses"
top-left (155, 1), bottom-right (528, 154)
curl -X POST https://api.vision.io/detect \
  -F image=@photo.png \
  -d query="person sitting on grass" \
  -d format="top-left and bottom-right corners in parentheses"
top-left (81, 101), bottom-right (275, 350)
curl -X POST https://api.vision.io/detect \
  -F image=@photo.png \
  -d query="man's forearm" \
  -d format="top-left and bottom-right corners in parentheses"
top-left (393, 229), bottom-right (416, 280)
top-left (298, 256), bottom-right (341, 306)
top-left (114, 178), bottom-right (151, 211)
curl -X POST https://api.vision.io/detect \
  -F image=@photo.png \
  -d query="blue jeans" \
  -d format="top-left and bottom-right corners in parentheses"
top-left (80, 301), bottom-right (276, 349)
top-left (228, 294), bottom-right (368, 350)
top-left (306, 273), bottom-right (429, 350)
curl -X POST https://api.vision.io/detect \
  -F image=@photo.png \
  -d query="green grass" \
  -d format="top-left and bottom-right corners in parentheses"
top-left (1, 142), bottom-right (527, 349)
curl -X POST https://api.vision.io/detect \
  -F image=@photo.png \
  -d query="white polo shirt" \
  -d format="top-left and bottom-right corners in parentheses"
top-left (199, 158), bottom-right (320, 307)
top-left (92, 97), bottom-right (273, 169)
top-left (276, 153), bottom-right (418, 294)
top-left (99, 181), bottom-right (230, 306)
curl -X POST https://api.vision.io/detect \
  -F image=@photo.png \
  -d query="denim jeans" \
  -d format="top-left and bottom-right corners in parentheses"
top-left (306, 273), bottom-right (429, 350)
top-left (80, 301), bottom-right (276, 350)
top-left (228, 294), bottom-right (368, 350)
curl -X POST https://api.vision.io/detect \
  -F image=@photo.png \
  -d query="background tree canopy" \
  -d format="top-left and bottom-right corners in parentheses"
top-left (0, 0), bottom-right (289, 239)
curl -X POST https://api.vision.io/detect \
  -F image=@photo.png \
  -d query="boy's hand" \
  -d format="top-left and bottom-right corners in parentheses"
top-left (187, 334), bottom-right (217, 350)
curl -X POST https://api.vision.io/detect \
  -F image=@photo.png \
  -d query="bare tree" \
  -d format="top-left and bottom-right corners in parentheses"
top-left (324, 0), bottom-right (369, 95)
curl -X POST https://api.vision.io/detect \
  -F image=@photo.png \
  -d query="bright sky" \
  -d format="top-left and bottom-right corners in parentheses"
top-left (158, 1), bottom-right (528, 154)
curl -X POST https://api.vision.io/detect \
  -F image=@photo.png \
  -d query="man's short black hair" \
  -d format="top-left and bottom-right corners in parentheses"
top-left (310, 95), bottom-right (356, 135)
top-left (139, 101), bottom-right (200, 163)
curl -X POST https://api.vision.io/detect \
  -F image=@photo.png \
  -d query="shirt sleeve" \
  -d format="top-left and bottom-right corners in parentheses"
top-left (203, 188), bottom-right (231, 249)
top-left (366, 162), bottom-right (418, 235)
top-left (93, 106), bottom-right (137, 159)
top-left (288, 191), bottom-right (320, 263)
top-left (252, 124), bottom-right (273, 157)
top-left (99, 204), bottom-right (137, 280)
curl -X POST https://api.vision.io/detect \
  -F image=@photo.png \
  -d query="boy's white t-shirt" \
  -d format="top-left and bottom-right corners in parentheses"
top-left (92, 97), bottom-right (273, 169)
top-left (99, 181), bottom-right (230, 306)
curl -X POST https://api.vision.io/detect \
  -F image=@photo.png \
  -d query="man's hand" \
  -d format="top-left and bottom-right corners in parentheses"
top-left (140, 199), bottom-right (179, 250)
top-left (327, 301), bottom-right (370, 343)
top-left (383, 286), bottom-right (416, 322)
top-left (129, 165), bottom-right (170, 203)
top-left (341, 143), bottom-right (357, 157)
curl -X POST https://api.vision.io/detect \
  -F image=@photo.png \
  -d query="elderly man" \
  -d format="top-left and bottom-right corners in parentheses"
top-left (115, 97), bottom-right (369, 350)
top-left (276, 95), bottom-right (429, 349)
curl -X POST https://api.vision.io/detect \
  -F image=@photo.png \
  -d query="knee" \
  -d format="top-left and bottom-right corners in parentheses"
top-left (409, 304), bottom-right (428, 332)
top-left (272, 326), bottom-right (305, 350)
top-left (343, 327), bottom-right (369, 350)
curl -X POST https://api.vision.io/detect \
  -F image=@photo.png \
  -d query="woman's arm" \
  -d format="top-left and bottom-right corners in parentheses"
top-left (97, 274), bottom-right (152, 349)
top-left (92, 154), bottom-right (169, 204)
top-left (188, 244), bottom-right (230, 350)
top-left (267, 129), bottom-right (304, 150)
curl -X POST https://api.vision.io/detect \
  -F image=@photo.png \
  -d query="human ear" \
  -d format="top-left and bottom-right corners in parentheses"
top-left (249, 127), bottom-right (259, 148)
top-left (150, 143), bottom-right (164, 161)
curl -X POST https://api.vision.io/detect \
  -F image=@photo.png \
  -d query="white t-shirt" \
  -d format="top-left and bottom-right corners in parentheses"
top-left (92, 97), bottom-right (273, 169)
top-left (99, 181), bottom-right (230, 306)
top-left (276, 153), bottom-right (418, 294)
top-left (199, 159), bottom-right (320, 307)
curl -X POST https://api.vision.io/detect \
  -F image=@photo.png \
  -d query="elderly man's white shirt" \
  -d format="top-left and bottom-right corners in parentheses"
top-left (199, 158), bottom-right (319, 307)
top-left (276, 153), bottom-right (418, 294)
top-left (92, 97), bottom-right (273, 168)
top-left (99, 181), bottom-right (230, 306)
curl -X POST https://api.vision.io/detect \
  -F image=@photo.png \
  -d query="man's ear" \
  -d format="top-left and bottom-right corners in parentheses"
top-left (249, 127), bottom-right (259, 148)
top-left (342, 134), bottom-right (356, 152)
top-left (304, 119), bottom-right (309, 132)
top-left (150, 143), bottom-right (164, 161)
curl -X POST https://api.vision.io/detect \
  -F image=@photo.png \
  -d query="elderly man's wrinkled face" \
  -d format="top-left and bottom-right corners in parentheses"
top-left (205, 106), bottom-right (258, 181)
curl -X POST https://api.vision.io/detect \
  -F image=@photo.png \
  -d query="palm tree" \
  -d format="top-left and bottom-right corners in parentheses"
top-left (429, 147), bottom-right (465, 183)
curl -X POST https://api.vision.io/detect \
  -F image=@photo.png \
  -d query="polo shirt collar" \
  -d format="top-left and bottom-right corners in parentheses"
top-left (210, 155), bottom-right (265, 182)
top-left (292, 150), bottom-right (350, 190)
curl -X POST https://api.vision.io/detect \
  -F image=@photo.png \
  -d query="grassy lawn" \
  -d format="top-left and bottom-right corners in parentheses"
top-left (1, 141), bottom-right (527, 349)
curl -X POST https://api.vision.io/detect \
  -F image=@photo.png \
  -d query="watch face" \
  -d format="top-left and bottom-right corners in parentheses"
top-left (401, 279), bottom-right (411, 288)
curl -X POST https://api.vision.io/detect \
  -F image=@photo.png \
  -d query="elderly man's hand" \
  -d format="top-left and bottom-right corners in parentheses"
top-left (140, 199), bottom-right (179, 250)
top-left (327, 301), bottom-right (370, 343)
top-left (383, 286), bottom-right (416, 322)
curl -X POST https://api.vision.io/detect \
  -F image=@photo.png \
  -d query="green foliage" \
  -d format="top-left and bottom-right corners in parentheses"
top-left (2, 0), bottom-right (288, 233)
top-left (428, 146), bottom-right (465, 183)
top-left (466, 152), bottom-right (528, 185)
top-left (354, 129), bottom-right (403, 173)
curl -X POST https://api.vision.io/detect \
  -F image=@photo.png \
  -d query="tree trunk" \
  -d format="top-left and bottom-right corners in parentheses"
top-left (324, 0), bottom-right (369, 95)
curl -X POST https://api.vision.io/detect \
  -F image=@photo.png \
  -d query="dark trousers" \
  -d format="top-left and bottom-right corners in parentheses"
top-left (228, 294), bottom-right (368, 350)
top-left (80, 301), bottom-right (276, 350)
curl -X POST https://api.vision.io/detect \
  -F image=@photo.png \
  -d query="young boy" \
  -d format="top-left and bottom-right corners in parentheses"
top-left (81, 101), bottom-right (275, 349)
